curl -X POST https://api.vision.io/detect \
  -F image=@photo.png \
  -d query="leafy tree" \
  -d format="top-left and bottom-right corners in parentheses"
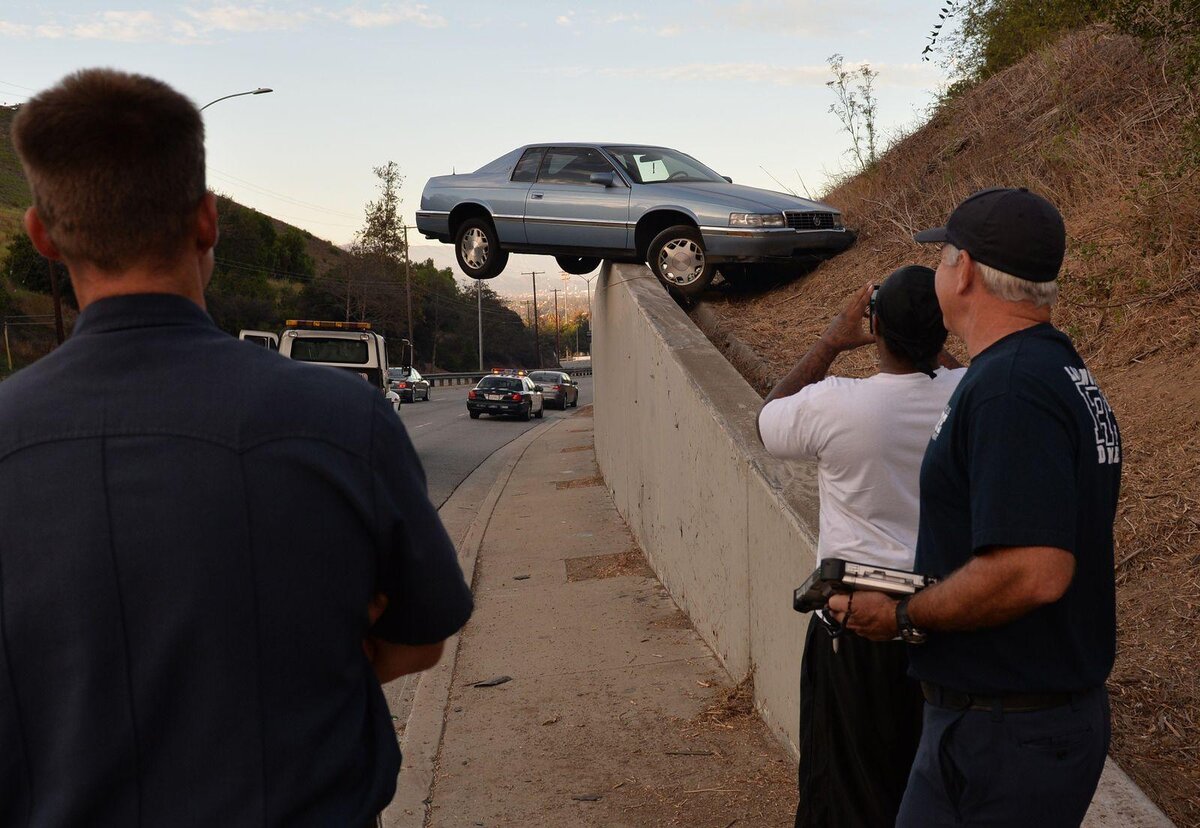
top-left (1, 232), bottom-right (77, 308)
top-left (272, 228), bottom-right (315, 281)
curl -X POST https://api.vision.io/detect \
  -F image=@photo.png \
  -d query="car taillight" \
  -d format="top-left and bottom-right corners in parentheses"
top-left (468, 390), bottom-right (477, 400)
top-left (399, 382), bottom-right (408, 388)
top-left (554, 385), bottom-right (564, 391)
top-left (511, 393), bottom-right (522, 401)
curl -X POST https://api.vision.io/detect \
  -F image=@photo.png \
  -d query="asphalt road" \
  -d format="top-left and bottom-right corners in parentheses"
top-left (399, 376), bottom-right (594, 507)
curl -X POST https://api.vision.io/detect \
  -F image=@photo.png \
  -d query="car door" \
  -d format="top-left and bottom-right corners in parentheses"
top-left (524, 147), bottom-right (631, 250)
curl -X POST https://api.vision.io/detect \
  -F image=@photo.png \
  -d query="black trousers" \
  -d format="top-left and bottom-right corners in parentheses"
top-left (796, 617), bottom-right (924, 828)
top-left (896, 686), bottom-right (1109, 827)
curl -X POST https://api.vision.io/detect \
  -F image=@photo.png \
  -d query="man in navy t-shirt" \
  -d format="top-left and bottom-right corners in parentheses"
top-left (1, 69), bottom-right (473, 826)
top-left (828, 188), bottom-right (1120, 827)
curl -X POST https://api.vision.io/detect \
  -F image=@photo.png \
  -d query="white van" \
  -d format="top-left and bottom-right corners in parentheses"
top-left (241, 320), bottom-right (401, 411)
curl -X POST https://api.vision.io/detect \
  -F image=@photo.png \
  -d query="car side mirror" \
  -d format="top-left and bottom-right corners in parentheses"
top-left (534, 385), bottom-right (543, 392)
top-left (589, 172), bottom-right (616, 187)
top-left (722, 175), bottom-right (733, 183)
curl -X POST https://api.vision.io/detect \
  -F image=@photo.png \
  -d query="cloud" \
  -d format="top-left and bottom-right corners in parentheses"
top-left (713, 0), bottom-right (877, 37)
top-left (595, 60), bottom-right (943, 88)
top-left (657, 24), bottom-right (681, 37)
top-left (555, 14), bottom-right (573, 26)
top-left (604, 12), bottom-right (642, 24)
top-left (334, 5), bottom-right (446, 28)
top-left (0, 3), bottom-right (448, 44)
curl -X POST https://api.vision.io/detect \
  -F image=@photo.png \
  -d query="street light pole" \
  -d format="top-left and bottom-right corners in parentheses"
top-left (522, 270), bottom-right (544, 368)
top-left (551, 288), bottom-right (562, 362)
top-left (401, 224), bottom-right (414, 367)
top-left (574, 272), bottom-right (596, 353)
top-left (477, 278), bottom-right (483, 372)
top-left (199, 87), bottom-right (273, 111)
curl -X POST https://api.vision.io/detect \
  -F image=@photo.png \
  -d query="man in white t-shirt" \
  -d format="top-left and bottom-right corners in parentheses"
top-left (758, 265), bottom-right (965, 828)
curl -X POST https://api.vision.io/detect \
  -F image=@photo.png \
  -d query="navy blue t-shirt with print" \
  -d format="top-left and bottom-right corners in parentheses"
top-left (910, 323), bottom-right (1121, 695)
top-left (0, 295), bottom-right (473, 827)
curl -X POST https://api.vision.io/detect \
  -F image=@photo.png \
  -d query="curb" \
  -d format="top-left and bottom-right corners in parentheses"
top-left (383, 417), bottom-right (566, 828)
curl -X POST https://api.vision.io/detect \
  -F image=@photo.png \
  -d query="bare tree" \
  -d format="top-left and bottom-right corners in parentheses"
top-left (826, 54), bottom-right (880, 171)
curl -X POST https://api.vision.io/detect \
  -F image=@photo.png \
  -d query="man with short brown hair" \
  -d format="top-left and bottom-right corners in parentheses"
top-left (0, 68), bottom-right (473, 826)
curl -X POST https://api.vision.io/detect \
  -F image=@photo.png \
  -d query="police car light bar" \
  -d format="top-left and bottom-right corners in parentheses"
top-left (285, 320), bottom-right (373, 331)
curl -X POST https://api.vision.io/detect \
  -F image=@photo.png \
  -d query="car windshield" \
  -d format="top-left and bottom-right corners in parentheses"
top-left (603, 146), bottom-right (725, 185)
top-left (478, 377), bottom-right (522, 391)
top-left (290, 338), bottom-right (369, 365)
top-left (388, 368), bottom-right (411, 380)
top-left (529, 372), bottom-right (560, 383)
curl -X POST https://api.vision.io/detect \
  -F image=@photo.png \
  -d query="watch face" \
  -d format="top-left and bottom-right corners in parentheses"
top-left (901, 627), bottom-right (927, 645)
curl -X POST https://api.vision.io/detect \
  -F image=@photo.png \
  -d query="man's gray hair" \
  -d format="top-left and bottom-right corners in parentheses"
top-left (943, 244), bottom-right (1058, 308)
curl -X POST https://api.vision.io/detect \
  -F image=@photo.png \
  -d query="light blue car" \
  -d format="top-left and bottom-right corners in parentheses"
top-left (416, 143), bottom-right (855, 297)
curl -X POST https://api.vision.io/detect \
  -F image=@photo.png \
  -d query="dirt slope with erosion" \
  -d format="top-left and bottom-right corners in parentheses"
top-left (698, 28), bottom-right (1200, 825)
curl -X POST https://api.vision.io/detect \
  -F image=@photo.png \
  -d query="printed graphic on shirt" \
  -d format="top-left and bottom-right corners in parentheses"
top-left (1065, 366), bottom-right (1120, 464)
top-left (931, 404), bottom-right (950, 441)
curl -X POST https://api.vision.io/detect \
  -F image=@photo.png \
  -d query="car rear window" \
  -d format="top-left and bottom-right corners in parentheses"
top-left (478, 377), bottom-right (522, 391)
top-left (512, 148), bottom-right (546, 183)
top-left (529, 372), bottom-right (559, 383)
top-left (290, 338), bottom-right (369, 364)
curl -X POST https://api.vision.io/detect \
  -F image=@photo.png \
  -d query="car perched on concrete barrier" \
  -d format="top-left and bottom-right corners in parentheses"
top-left (416, 143), bottom-right (855, 297)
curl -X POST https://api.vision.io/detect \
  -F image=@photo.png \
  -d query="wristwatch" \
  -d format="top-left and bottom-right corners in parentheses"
top-left (895, 596), bottom-right (927, 645)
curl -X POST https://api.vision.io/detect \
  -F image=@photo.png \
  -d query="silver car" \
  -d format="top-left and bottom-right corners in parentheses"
top-left (416, 143), bottom-right (855, 297)
top-left (528, 371), bottom-right (578, 410)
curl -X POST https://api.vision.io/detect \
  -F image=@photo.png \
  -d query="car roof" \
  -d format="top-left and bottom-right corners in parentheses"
top-left (514, 142), bottom-right (671, 151)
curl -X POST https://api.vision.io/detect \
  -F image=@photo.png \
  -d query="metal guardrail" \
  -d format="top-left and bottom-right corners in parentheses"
top-left (422, 366), bottom-right (592, 387)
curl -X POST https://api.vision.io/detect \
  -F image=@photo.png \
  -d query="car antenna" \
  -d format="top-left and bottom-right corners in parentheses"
top-left (759, 166), bottom-right (798, 196)
top-left (794, 169), bottom-right (814, 200)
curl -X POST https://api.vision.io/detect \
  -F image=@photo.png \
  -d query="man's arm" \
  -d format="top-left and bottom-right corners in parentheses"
top-left (368, 639), bottom-right (446, 684)
top-left (828, 545), bottom-right (1075, 641)
top-left (758, 283), bottom-right (875, 443)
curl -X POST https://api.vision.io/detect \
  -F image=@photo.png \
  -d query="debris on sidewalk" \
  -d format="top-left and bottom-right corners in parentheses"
top-left (468, 675), bottom-right (512, 688)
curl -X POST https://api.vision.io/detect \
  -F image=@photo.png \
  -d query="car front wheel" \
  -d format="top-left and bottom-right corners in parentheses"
top-left (647, 225), bottom-right (715, 298)
top-left (556, 255), bottom-right (601, 275)
top-left (455, 217), bottom-right (510, 280)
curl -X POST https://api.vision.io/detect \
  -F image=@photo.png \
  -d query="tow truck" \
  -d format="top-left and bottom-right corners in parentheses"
top-left (239, 320), bottom-right (402, 412)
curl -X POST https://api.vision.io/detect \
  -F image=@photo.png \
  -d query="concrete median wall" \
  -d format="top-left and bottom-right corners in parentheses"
top-left (592, 262), bottom-right (820, 751)
top-left (590, 262), bottom-right (1175, 827)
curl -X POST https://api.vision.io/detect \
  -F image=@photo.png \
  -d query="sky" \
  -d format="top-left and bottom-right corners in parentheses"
top-left (0, 0), bottom-right (953, 295)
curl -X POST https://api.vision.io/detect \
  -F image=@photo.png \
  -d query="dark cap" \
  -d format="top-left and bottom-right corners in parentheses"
top-left (875, 265), bottom-right (945, 352)
top-left (914, 187), bottom-right (1065, 282)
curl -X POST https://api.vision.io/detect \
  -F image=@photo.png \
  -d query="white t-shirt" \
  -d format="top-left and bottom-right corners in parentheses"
top-left (758, 368), bottom-right (966, 570)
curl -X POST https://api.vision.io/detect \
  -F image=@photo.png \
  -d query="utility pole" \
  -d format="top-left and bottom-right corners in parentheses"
top-left (477, 279), bottom-right (483, 371)
top-left (574, 272), bottom-right (596, 353)
top-left (551, 288), bottom-right (562, 363)
top-left (48, 260), bottom-right (64, 345)
top-left (3, 319), bottom-right (12, 372)
top-left (522, 270), bottom-right (544, 368)
top-left (401, 224), bottom-right (415, 368)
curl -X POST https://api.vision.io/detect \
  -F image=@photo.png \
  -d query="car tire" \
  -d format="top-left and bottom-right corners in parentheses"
top-left (647, 225), bottom-right (715, 298)
top-left (424, 387), bottom-right (431, 401)
top-left (535, 403), bottom-right (544, 419)
top-left (556, 255), bottom-right (601, 275)
top-left (455, 217), bottom-right (510, 280)
top-left (521, 403), bottom-right (532, 422)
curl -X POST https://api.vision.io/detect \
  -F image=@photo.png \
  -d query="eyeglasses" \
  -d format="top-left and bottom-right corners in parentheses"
top-left (863, 285), bottom-right (880, 334)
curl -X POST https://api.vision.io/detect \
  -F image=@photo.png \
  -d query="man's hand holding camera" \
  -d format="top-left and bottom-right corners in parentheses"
top-left (827, 591), bottom-right (899, 641)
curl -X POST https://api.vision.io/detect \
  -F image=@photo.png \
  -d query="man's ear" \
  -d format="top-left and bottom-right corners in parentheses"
top-left (23, 207), bottom-right (62, 261)
top-left (195, 191), bottom-right (218, 253)
top-left (955, 249), bottom-right (975, 296)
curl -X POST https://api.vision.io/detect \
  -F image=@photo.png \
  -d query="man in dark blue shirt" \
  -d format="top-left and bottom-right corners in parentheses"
top-left (829, 188), bottom-right (1120, 827)
top-left (1, 69), bottom-right (473, 826)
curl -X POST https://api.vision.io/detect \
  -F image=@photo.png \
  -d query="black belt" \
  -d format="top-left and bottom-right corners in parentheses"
top-left (921, 681), bottom-right (1074, 713)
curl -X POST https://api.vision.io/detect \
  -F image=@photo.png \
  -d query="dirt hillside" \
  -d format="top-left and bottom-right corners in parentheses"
top-left (698, 28), bottom-right (1199, 826)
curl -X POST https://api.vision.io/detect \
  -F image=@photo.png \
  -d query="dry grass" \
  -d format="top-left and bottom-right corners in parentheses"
top-left (700, 28), bottom-right (1199, 826)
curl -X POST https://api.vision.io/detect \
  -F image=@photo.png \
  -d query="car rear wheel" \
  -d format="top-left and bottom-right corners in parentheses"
top-left (455, 218), bottom-right (510, 280)
top-left (520, 402), bottom-right (531, 421)
top-left (469, 411), bottom-right (480, 419)
top-left (424, 387), bottom-right (431, 401)
top-left (647, 225), bottom-right (715, 298)
top-left (556, 255), bottom-right (601, 275)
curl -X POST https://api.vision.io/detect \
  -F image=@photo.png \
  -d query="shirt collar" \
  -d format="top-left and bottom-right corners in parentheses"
top-left (72, 293), bottom-right (217, 336)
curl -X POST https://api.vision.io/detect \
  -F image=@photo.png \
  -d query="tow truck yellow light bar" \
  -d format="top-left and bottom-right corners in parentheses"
top-left (285, 320), bottom-right (373, 331)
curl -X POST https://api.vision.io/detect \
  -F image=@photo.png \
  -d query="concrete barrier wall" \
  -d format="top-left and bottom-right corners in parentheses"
top-left (591, 262), bottom-right (1175, 826)
top-left (592, 262), bottom-right (820, 751)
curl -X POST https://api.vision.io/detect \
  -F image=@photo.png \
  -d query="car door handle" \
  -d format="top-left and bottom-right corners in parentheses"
top-left (530, 192), bottom-right (543, 200)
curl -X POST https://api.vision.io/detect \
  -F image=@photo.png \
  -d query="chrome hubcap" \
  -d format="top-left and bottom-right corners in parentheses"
top-left (658, 238), bottom-right (705, 285)
top-left (461, 228), bottom-right (489, 269)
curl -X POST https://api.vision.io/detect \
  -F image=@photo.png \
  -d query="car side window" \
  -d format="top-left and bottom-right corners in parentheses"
top-left (512, 148), bottom-right (546, 183)
top-left (537, 147), bottom-right (615, 186)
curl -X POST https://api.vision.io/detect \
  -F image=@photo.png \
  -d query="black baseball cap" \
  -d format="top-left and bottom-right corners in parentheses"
top-left (875, 265), bottom-right (945, 353)
top-left (914, 187), bottom-right (1065, 283)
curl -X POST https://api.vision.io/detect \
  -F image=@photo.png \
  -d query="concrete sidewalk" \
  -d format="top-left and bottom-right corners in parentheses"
top-left (389, 406), bottom-right (797, 828)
